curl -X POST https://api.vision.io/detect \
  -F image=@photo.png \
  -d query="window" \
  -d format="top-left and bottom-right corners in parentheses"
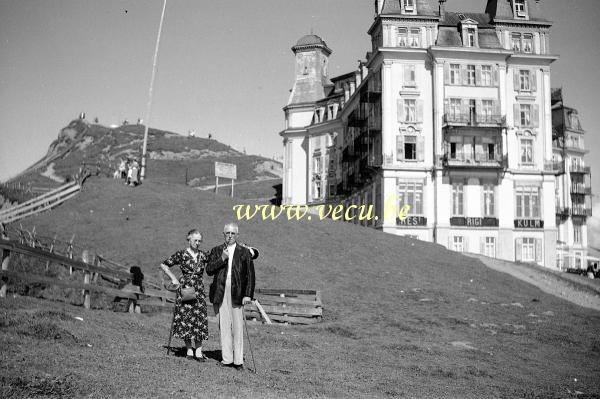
top-left (409, 28), bottom-right (420, 47)
top-left (483, 184), bottom-right (495, 216)
top-left (520, 104), bottom-right (531, 126)
top-left (404, 65), bottom-right (416, 87)
top-left (314, 180), bottom-right (322, 199)
top-left (452, 183), bottom-right (464, 216)
top-left (467, 28), bottom-right (476, 47)
top-left (450, 64), bottom-right (460, 85)
top-left (404, 99), bottom-right (416, 122)
top-left (523, 34), bottom-right (533, 53)
top-left (404, 135), bottom-right (417, 160)
top-left (453, 236), bottom-right (465, 252)
top-left (519, 70), bottom-right (531, 91)
top-left (481, 65), bottom-right (492, 86)
top-left (466, 65), bottom-right (476, 85)
top-left (484, 237), bottom-right (496, 257)
top-left (514, 0), bottom-right (527, 17)
top-left (398, 180), bottom-right (423, 214)
top-left (449, 98), bottom-right (462, 120)
top-left (482, 100), bottom-right (493, 122)
top-left (511, 33), bottom-right (521, 52)
top-left (520, 138), bottom-right (533, 164)
top-left (404, 0), bottom-right (415, 11)
top-left (516, 186), bottom-right (541, 218)
top-left (574, 225), bottom-right (582, 244)
top-left (314, 156), bottom-right (322, 175)
top-left (398, 28), bottom-right (408, 47)
top-left (521, 237), bottom-right (535, 261)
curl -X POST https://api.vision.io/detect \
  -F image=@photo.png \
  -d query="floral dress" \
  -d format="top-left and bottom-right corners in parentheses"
top-left (163, 249), bottom-right (208, 341)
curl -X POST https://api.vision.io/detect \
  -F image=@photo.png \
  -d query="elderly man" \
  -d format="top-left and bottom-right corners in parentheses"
top-left (207, 223), bottom-right (257, 370)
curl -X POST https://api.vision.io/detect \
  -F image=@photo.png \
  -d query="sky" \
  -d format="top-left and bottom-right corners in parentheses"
top-left (1, 1), bottom-right (599, 232)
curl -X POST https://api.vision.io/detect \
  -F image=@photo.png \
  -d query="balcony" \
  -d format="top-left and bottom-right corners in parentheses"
top-left (443, 152), bottom-right (504, 169)
top-left (570, 165), bottom-right (591, 174)
top-left (360, 79), bottom-right (382, 103)
top-left (571, 206), bottom-right (592, 217)
top-left (348, 111), bottom-right (366, 127)
top-left (443, 113), bottom-right (505, 127)
top-left (544, 160), bottom-right (564, 174)
top-left (556, 207), bottom-right (570, 217)
top-left (570, 184), bottom-right (592, 195)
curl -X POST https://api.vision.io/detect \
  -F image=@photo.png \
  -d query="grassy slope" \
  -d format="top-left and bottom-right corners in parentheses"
top-left (2, 177), bottom-right (600, 398)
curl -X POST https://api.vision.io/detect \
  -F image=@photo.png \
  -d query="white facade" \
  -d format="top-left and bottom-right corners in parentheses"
top-left (281, 0), bottom-right (570, 268)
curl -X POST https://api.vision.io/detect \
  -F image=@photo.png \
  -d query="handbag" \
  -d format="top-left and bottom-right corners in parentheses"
top-left (180, 286), bottom-right (197, 302)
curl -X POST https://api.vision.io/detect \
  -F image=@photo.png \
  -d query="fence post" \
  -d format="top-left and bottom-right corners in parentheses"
top-left (82, 249), bottom-right (91, 309)
top-left (68, 235), bottom-right (75, 275)
top-left (46, 233), bottom-right (57, 271)
top-left (0, 224), bottom-right (10, 298)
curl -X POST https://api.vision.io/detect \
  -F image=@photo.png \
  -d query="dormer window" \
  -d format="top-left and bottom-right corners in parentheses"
top-left (402, 0), bottom-right (416, 15)
top-left (514, 0), bottom-right (528, 19)
top-left (467, 28), bottom-right (476, 47)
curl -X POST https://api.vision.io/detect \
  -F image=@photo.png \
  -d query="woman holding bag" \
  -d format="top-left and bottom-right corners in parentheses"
top-left (160, 229), bottom-right (209, 361)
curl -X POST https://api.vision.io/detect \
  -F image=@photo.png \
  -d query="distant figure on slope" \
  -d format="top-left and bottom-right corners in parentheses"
top-left (118, 159), bottom-right (127, 179)
top-left (160, 229), bottom-right (209, 361)
top-left (206, 223), bottom-right (259, 370)
top-left (128, 160), bottom-right (139, 186)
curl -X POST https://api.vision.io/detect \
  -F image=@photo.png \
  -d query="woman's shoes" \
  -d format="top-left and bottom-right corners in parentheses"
top-left (195, 354), bottom-right (207, 362)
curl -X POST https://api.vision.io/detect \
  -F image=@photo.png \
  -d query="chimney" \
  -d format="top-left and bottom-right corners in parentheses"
top-left (439, 0), bottom-right (446, 20)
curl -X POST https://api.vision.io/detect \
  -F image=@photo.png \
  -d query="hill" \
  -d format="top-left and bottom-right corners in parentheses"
top-left (2, 118), bottom-right (282, 202)
top-left (2, 176), bottom-right (599, 398)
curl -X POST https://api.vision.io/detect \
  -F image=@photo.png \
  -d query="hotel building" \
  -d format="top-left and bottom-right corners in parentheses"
top-left (280, 0), bottom-right (565, 268)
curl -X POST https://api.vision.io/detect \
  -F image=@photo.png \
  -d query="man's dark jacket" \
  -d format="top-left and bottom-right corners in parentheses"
top-left (206, 243), bottom-right (256, 307)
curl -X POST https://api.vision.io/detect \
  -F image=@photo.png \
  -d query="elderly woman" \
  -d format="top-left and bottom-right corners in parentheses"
top-left (160, 229), bottom-right (209, 361)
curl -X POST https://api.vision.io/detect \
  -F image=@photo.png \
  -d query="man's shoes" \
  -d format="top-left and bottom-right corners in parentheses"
top-left (195, 354), bottom-right (207, 362)
top-left (219, 362), bottom-right (234, 368)
top-left (233, 364), bottom-right (244, 371)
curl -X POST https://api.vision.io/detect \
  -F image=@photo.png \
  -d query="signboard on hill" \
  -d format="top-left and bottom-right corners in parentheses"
top-left (215, 162), bottom-right (237, 180)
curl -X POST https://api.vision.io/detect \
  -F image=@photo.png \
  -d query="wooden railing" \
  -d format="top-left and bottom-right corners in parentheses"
top-left (0, 181), bottom-right (81, 224)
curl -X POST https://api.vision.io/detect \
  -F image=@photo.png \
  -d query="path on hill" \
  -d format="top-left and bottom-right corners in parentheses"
top-left (466, 253), bottom-right (600, 311)
top-left (194, 177), bottom-right (280, 191)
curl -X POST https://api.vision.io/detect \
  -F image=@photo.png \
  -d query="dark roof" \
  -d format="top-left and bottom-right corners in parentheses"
top-left (380, 0), bottom-right (437, 16)
top-left (439, 12), bottom-right (493, 27)
top-left (295, 34), bottom-right (326, 47)
top-left (478, 30), bottom-right (502, 48)
top-left (436, 28), bottom-right (462, 46)
top-left (485, 0), bottom-right (549, 22)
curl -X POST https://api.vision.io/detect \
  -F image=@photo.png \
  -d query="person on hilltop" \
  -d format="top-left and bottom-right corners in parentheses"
top-left (206, 223), bottom-right (258, 370)
top-left (160, 229), bottom-right (209, 361)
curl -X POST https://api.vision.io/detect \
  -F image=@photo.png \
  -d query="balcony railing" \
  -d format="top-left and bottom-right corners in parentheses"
top-left (544, 160), bottom-right (565, 174)
top-left (443, 113), bottom-right (505, 127)
top-left (556, 207), bottom-right (570, 216)
top-left (443, 152), bottom-right (504, 168)
top-left (570, 184), bottom-right (592, 195)
top-left (570, 165), bottom-right (591, 174)
top-left (571, 206), bottom-right (592, 217)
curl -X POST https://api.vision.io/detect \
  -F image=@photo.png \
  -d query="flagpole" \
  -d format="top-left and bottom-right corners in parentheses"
top-left (140, 0), bottom-right (167, 182)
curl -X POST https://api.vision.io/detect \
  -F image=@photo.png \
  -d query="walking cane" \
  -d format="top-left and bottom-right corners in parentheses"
top-left (166, 303), bottom-right (176, 356)
top-left (242, 304), bottom-right (257, 373)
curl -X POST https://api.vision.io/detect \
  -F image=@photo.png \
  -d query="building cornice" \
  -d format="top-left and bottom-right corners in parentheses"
top-left (492, 19), bottom-right (553, 28)
top-left (429, 46), bottom-right (513, 59)
top-left (508, 53), bottom-right (559, 65)
top-left (368, 15), bottom-right (439, 35)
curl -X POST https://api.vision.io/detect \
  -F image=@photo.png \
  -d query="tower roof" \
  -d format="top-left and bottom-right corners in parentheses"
top-left (292, 34), bottom-right (332, 55)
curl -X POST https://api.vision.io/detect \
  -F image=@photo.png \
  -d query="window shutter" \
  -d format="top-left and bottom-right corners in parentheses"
top-left (513, 70), bottom-right (520, 92)
top-left (480, 237), bottom-right (485, 255)
top-left (493, 66), bottom-right (499, 86)
top-left (515, 238), bottom-right (523, 262)
top-left (514, 104), bottom-right (521, 127)
top-left (396, 135), bottom-right (404, 160)
top-left (476, 65), bottom-right (482, 86)
top-left (417, 136), bottom-right (424, 161)
top-left (535, 238), bottom-right (543, 263)
top-left (464, 236), bottom-right (469, 252)
top-left (444, 63), bottom-right (450, 84)
top-left (417, 100), bottom-right (424, 122)
top-left (530, 69), bottom-right (537, 93)
top-left (444, 98), bottom-right (449, 116)
top-left (476, 99), bottom-right (483, 119)
top-left (532, 105), bottom-right (539, 128)
top-left (397, 99), bottom-right (405, 122)
top-left (461, 65), bottom-right (468, 85)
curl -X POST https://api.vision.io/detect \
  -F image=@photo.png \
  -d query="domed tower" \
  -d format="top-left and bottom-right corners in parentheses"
top-left (288, 34), bottom-right (332, 105)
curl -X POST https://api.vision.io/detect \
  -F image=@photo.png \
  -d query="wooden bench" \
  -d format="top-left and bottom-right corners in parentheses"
top-left (245, 288), bottom-right (322, 325)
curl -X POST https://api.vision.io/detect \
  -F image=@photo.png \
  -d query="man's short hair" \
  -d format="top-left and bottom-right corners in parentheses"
top-left (223, 223), bottom-right (239, 233)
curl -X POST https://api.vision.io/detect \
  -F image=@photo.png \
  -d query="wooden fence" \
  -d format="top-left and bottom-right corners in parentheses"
top-left (0, 181), bottom-right (81, 224)
top-left (0, 226), bottom-right (323, 324)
